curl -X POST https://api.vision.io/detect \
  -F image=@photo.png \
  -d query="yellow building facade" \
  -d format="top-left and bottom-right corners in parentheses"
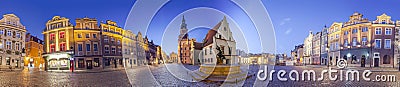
top-left (24, 34), bottom-right (44, 69)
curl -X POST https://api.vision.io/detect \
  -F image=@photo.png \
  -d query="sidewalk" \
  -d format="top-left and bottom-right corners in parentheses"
top-left (47, 68), bottom-right (126, 73)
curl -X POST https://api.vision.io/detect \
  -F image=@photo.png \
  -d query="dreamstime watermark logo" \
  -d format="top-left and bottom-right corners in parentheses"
top-left (337, 58), bottom-right (347, 69)
top-left (257, 65), bottom-right (396, 82)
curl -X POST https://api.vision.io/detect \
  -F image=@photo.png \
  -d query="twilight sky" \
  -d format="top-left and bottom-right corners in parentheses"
top-left (1, 0), bottom-right (400, 55)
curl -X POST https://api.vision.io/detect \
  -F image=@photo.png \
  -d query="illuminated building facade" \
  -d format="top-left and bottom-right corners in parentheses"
top-left (303, 31), bottom-right (313, 65)
top-left (135, 32), bottom-right (146, 66)
top-left (340, 13), bottom-right (395, 67)
top-left (0, 14), bottom-right (26, 70)
top-left (122, 30), bottom-right (137, 68)
top-left (100, 20), bottom-right (124, 69)
top-left (25, 33), bottom-right (44, 69)
top-left (328, 22), bottom-right (342, 66)
top-left (73, 17), bottom-right (102, 70)
top-left (43, 16), bottom-right (74, 71)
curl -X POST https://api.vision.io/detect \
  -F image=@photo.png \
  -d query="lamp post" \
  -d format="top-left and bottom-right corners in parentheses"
top-left (326, 47), bottom-right (329, 68)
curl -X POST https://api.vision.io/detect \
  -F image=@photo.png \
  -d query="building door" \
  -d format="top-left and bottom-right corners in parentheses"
top-left (374, 58), bottom-right (379, 67)
top-left (86, 60), bottom-right (92, 69)
top-left (361, 55), bottom-right (365, 67)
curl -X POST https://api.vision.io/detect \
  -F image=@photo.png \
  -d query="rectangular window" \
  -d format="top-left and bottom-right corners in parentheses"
top-left (50, 44), bottom-right (55, 52)
top-left (362, 37), bottom-right (367, 46)
top-left (86, 34), bottom-right (90, 38)
top-left (352, 38), bottom-right (357, 46)
top-left (362, 27), bottom-right (368, 32)
top-left (375, 39), bottom-right (381, 49)
top-left (78, 33), bottom-right (82, 38)
top-left (5, 41), bottom-right (11, 50)
top-left (50, 33), bottom-right (55, 40)
top-left (0, 30), bottom-right (4, 35)
top-left (385, 28), bottom-right (392, 35)
top-left (93, 44), bottom-right (98, 51)
top-left (93, 34), bottom-right (97, 38)
top-left (86, 44), bottom-right (91, 51)
top-left (6, 57), bottom-right (10, 65)
top-left (105, 46), bottom-right (110, 54)
top-left (59, 43), bottom-right (65, 51)
top-left (344, 31), bottom-right (348, 35)
top-left (78, 44), bottom-right (83, 51)
top-left (111, 38), bottom-right (115, 43)
top-left (16, 32), bottom-right (20, 38)
top-left (104, 36), bottom-right (109, 42)
top-left (7, 30), bottom-right (11, 36)
top-left (94, 58), bottom-right (99, 67)
top-left (352, 28), bottom-right (358, 34)
top-left (375, 28), bottom-right (382, 35)
top-left (385, 39), bottom-right (391, 49)
top-left (78, 59), bottom-right (85, 68)
top-left (335, 42), bottom-right (339, 50)
top-left (336, 34), bottom-right (339, 38)
top-left (15, 43), bottom-right (20, 51)
top-left (59, 31), bottom-right (65, 38)
top-left (344, 40), bottom-right (348, 47)
top-left (112, 47), bottom-right (116, 54)
top-left (117, 40), bottom-right (120, 44)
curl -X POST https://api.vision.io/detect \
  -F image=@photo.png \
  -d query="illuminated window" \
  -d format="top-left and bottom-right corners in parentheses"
top-left (59, 43), bottom-right (66, 51)
top-left (94, 58), bottom-right (99, 67)
top-left (78, 59), bottom-right (84, 68)
top-left (59, 31), bottom-right (65, 38)
top-left (50, 33), bottom-right (55, 40)
top-left (50, 44), bottom-right (55, 52)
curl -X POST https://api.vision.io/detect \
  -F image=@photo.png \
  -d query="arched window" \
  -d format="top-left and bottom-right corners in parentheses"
top-left (383, 55), bottom-right (390, 64)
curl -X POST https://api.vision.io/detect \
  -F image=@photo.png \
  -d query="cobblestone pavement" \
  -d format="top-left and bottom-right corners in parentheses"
top-left (0, 69), bottom-right (131, 87)
top-left (268, 65), bottom-right (400, 86)
top-left (125, 64), bottom-right (266, 86)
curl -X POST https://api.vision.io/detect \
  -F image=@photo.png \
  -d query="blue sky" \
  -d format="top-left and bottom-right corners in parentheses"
top-left (1, 0), bottom-right (400, 55)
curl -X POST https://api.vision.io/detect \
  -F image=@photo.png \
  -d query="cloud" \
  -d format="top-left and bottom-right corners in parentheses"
top-left (280, 18), bottom-right (291, 26)
top-left (285, 28), bottom-right (292, 35)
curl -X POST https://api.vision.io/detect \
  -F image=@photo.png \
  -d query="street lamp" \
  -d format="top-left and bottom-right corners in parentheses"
top-left (326, 47), bottom-right (329, 68)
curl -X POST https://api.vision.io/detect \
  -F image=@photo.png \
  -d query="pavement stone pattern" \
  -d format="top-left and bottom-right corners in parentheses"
top-left (0, 69), bottom-right (131, 87)
top-left (0, 64), bottom-right (399, 86)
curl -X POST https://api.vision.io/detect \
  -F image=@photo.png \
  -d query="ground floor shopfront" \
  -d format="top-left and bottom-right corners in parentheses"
top-left (340, 48), bottom-right (371, 67)
top-left (43, 52), bottom-right (74, 71)
top-left (0, 54), bottom-right (24, 70)
top-left (44, 52), bottom-right (126, 72)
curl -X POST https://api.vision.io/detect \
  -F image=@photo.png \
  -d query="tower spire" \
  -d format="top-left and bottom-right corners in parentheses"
top-left (180, 15), bottom-right (187, 29)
